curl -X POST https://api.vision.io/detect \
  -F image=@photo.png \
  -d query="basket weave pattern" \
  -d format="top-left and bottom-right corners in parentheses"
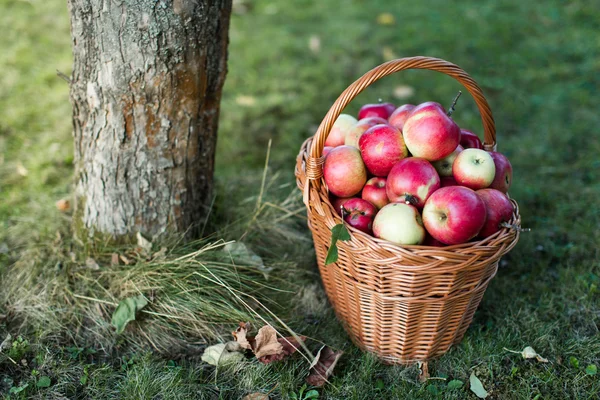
top-left (295, 57), bottom-right (521, 363)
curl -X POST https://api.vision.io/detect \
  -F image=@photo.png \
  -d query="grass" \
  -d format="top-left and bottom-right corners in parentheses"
top-left (1, 0), bottom-right (600, 398)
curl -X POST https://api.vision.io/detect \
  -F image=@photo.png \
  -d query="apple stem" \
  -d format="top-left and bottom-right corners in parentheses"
top-left (404, 194), bottom-right (419, 207)
top-left (500, 222), bottom-right (531, 232)
top-left (446, 91), bottom-right (462, 117)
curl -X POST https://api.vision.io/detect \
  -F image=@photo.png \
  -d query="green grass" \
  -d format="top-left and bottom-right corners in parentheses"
top-left (1, 0), bottom-right (600, 398)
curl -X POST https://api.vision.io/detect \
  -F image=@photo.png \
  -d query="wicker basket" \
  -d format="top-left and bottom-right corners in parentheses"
top-left (295, 56), bottom-right (521, 364)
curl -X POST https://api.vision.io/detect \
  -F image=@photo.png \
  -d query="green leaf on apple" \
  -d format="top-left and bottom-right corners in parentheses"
top-left (325, 224), bottom-right (351, 265)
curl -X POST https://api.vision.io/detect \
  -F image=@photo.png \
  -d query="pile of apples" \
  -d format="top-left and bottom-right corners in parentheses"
top-left (322, 100), bottom-right (514, 246)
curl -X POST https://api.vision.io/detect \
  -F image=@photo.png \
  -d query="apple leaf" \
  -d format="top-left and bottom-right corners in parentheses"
top-left (469, 373), bottom-right (488, 399)
top-left (325, 224), bottom-right (350, 265)
top-left (447, 379), bottom-right (464, 389)
top-left (586, 364), bottom-right (597, 376)
top-left (111, 295), bottom-right (148, 334)
top-left (201, 342), bottom-right (244, 366)
top-left (306, 345), bottom-right (343, 387)
top-left (36, 376), bottom-right (51, 388)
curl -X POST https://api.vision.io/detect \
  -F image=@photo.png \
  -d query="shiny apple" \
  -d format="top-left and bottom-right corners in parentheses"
top-left (386, 157), bottom-right (440, 208)
top-left (452, 148), bottom-right (496, 190)
top-left (362, 177), bottom-right (389, 209)
top-left (476, 188), bottom-right (514, 238)
top-left (460, 129), bottom-right (484, 149)
top-left (432, 145), bottom-right (464, 177)
top-left (358, 102), bottom-right (396, 120)
top-left (488, 152), bottom-right (513, 193)
top-left (344, 117), bottom-right (387, 148)
top-left (358, 124), bottom-right (408, 177)
top-left (323, 145), bottom-right (367, 197)
top-left (373, 202), bottom-right (425, 245)
top-left (388, 104), bottom-right (415, 131)
top-left (342, 198), bottom-right (377, 234)
top-left (329, 195), bottom-right (355, 216)
top-left (324, 114), bottom-right (358, 147)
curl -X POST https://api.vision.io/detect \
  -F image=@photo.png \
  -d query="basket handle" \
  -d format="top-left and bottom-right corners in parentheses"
top-left (304, 56), bottom-right (496, 202)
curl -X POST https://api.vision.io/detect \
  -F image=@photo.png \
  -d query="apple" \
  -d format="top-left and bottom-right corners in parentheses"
top-left (324, 114), bottom-right (358, 147)
top-left (488, 152), bottom-right (513, 193)
top-left (422, 186), bottom-right (487, 245)
top-left (372, 203), bottom-right (425, 245)
top-left (431, 145), bottom-right (464, 177)
top-left (422, 234), bottom-right (447, 247)
top-left (440, 176), bottom-right (458, 187)
top-left (388, 104), bottom-right (415, 131)
top-left (342, 198), bottom-right (377, 234)
top-left (386, 158), bottom-right (440, 208)
top-left (323, 145), bottom-right (367, 197)
top-left (330, 195), bottom-right (355, 216)
top-left (460, 129), bottom-right (484, 149)
top-left (358, 102), bottom-right (396, 120)
top-left (358, 124), bottom-right (408, 176)
top-left (344, 117), bottom-right (388, 148)
top-left (402, 102), bottom-right (461, 161)
top-left (476, 189), bottom-right (514, 238)
top-left (322, 146), bottom-right (334, 157)
top-left (362, 177), bottom-right (389, 209)
top-left (452, 148), bottom-right (496, 190)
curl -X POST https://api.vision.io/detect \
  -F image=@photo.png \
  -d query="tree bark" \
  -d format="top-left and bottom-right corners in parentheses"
top-left (68, 0), bottom-right (232, 240)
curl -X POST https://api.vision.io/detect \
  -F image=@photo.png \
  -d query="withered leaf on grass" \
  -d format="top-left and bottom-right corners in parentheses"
top-left (233, 322), bottom-right (255, 350)
top-left (253, 325), bottom-right (283, 359)
top-left (258, 335), bottom-right (307, 364)
top-left (306, 346), bottom-right (343, 387)
top-left (201, 341), bottom-right (244, 366)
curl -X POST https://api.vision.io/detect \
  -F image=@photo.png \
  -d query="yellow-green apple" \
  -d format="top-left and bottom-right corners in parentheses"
top-left (440, 176), bottom-right (458, 187)
top-left (373, 203), bottom-right (425, 245)
top-left (460, 129), bottom-right (484, 149)
top-left (388, 104), bottom-right (415, 131)
top-left (329, 195), bottom-right (355, 216)
top-left (324, 114), bottom-right (358, 147)
top-left (386, 158), bottom-right (440, 208)
top-left (402, 102), bottom-right (461, 161)
top-left (362, 177), bottom-right (389, 209)
top-left (432, 145), bottom-right (464, 177)
top-left (323, 145), bottom-right (367, 197)
top-left (358, 124), bottom-right (408, 176)
top-left (422, 186), bottom-right (487, 245)
top-left (358, 102), bottom-right (396, 120)
top-left (488, 152), bottom-right (513, 193)
top-left (476, 188), bottom-right (514, 238)
top-left (344, 117), bottom-right (387, 148)
top-left (342, 198), bottom-right (377, 234)
top-left (323, 146), bottom-right (334, 157)
top-left (453, 148), bottom-right (496, 189)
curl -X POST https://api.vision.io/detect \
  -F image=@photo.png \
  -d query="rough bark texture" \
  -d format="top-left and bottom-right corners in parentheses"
top-left (68, 0), bottom-right (232, 240)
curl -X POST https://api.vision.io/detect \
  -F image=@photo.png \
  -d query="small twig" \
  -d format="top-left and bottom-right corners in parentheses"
top-left (500, 222), bottom-right (531, 232)
top-left (56, 70), bottom-right (71, 84)
top-left (446, 91), bottom-right (462, 117)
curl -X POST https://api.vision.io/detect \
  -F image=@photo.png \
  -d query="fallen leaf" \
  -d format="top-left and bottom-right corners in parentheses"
top-left (306, 346), bottom-right (343, 387)
top-left (586, 364), bottom-right (597, 376)
top-left (136, 232), bottom-right (152, 254)
top-left (253, 325), bottom-right (283, 359)
top-left (325, 224), bottom-right (351, 265)
top-left (111, 295), bottom-right (148, 334)
top-left (36, 376), bottom-right (51, 388)
top-left (56, 199), bottom-right (71, 212)
top-left (224, 242), bottom-right (273, 278)
top-left (16, 162), bottom-right (28, 177)
top-left (111, 253), bottom-right (120, 265)
top-left (382, 46), bottom-right (398, 61)
top-left (469, 373), bottom-right (488, 399)
top-left (522, 346), bottom-right (548, 363)
top-left (236, 95), bottom-right (257, 107)
top-left (85, 258), bottom-right (100, 270)
top-left (242, 393), bottom-right (269, 400)
top-left (309, 35), bottom-right (321, 54)
top-left (569, 356), bottom-right (579, 368)
top-left (258, 335), bottom-right (307, 364)
top-left (201, 341), bottom-right (245, 366)
top-left (376, 12), bottom-right (396, 25)
top-left (447, 379), bottom-right (464, 389)
top-left (152, 247), bottom-right (168, 260)
top-left (0, 333), bottom-right (12, 352)
top-left (119, 254), bottom-right (130, 265)
top-left (233, 321), bottom-right (254, 350)
top-left (393, 85), bottom-right (415, 100)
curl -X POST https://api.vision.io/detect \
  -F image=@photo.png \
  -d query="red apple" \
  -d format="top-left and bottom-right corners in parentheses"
top-left (386, 158), bottom-right (440, 208)
top-left (422, 186), bottom-right (487, 245)
top-left (330, 195), bottom-right (355, 216)
top-left (324, 114), bottom-right (358, 147)
top-left (362, 177), bottom-right (389, 209)
top-left (440, 176), bottom-right (458, 187)
top-left (402, 102), bottom-right (461, 161)
top-left (373, 203), bottom-right (425, 245)
top-left (476, 188), bottom-right (514, 238)
top-left (358, 124), bottom-right (408, 176)
top-left (432, 145), bottom-right (464, 177)
top-left (344, 117), bottom-right (388, 148)
top-left (388, 104), bottom-right (415, 131)
top-left (453, 148), bottom-right (496, 190)
top-left (488, 152), bottom-right (513, 193)
top-left (422, 234), bottom-right (447, 247)
top-left (342, 198), bottom-right (377, 234)
top-left (323, 146), bottom-right (334, 157)
top-left (358, 102), bottom-right (396, 120)
top-left (460, 129), bottom-right (484, 149)
top-left (323, 145), bottom-right (367, 197)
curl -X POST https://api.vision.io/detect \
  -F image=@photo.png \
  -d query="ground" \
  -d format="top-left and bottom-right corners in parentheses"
top-left (1, 0), bottom-right (599, 399)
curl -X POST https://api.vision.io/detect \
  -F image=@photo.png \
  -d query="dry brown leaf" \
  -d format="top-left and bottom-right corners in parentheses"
top-left (85, 258), bottom-right (100, 270)
top-left (111, 253), bottom-right (120, 265)
top-left (119, 254), bottom-right (130, 265)
top-left (522, 346), bottom-right (548, 363)
top-left (56, 199), bottom-right (71, 212)
top-left (242, 393), bottom-right (269, 400)
top-left (258, 335), bottom-right (307, 364)
top-left (253, 325), bottom-right (283, 359)
top-left (136, 232), bottom-right (152, 254)
top-left (233, 322), bottom-right (255, 350)
top-left (306, 346), bottom-right (343, 387)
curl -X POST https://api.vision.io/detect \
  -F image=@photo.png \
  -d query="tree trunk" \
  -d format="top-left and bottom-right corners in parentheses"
top-left (68, 0), bottom-right (232, 240)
